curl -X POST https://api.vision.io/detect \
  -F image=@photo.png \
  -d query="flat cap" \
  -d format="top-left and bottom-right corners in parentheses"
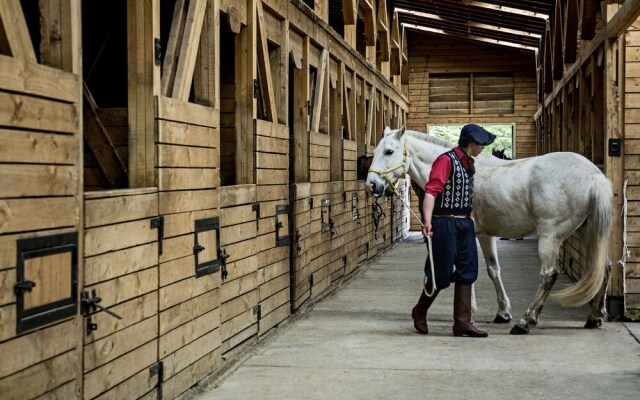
top-left (459, 124), bottom-right (496, 146)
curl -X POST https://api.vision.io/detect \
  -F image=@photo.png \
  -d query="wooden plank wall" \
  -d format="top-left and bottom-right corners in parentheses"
top-left (82, 189), bottom-right (160, 400)
top-left (625, 20), bottom-right (640, 316)
top-left (0, 55), bottom-right (82, 400)
top-left (155, 96), bottom-right (222, 399)
top-left (405, 33), bottom-right (538, 159)
top-left (0, 1), bottom-right (409, 399)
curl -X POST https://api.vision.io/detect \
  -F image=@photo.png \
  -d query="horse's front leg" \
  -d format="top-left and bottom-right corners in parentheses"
top-left (477, 235), bottom-right (512, 323)
top-left (510, 235), bottom-right (559, 335)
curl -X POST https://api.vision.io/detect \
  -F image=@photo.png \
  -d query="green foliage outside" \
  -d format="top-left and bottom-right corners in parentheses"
top-left (427, 124), bottom-right (514, 159)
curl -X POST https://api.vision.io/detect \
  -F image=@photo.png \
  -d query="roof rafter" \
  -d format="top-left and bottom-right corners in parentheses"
top-left (403, 23), bottom-right (537, 52)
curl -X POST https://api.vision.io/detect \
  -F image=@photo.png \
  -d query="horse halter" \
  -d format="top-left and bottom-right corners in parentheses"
top-left (368, 139), bottom-right (409, 191)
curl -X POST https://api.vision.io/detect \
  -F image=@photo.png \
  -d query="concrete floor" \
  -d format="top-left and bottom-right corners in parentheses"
top-left (188, 233), bottom-right (640, 400)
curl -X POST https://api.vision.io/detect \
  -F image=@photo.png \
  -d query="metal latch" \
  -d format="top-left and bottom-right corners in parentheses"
top-left (14, 279), bottom-right (36, 295)
top-left (150, 216), bottom-right (164, 255)
top-left (81, 290), bottom-right (122, 335)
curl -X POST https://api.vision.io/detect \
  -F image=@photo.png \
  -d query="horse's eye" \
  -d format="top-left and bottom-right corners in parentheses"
top-left (384, 150), bottom-right (394, 156)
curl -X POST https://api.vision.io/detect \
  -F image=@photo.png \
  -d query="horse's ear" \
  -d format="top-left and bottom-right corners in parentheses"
top-left (396, 125), bottom-right (406, 138)
top-left (383, 126), bottom-right (392, 137)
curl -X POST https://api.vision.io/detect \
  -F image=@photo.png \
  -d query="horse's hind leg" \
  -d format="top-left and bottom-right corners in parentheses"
top-left (585, 258), bottom-right (612, 328)
top-left (477, 236), bottom-right (512, 323)
top-left (510, 235), bottom-right (559, 335)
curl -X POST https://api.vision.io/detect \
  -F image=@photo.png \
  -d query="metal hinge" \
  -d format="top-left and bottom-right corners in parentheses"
top-left (309, 274), bottom-right (314, 286)
top-left (150, 361), bottom-right (164, 399)
top-left (253, 79), bottom-right (259, 98)
top-left (252, 203), bottom-right (260, 229)
top-left (150, 216), bottom-right (164, 255)
top-left (253, 304), bottom-right (261, 320)
top-left (154, 38), bottom-right (162, 66)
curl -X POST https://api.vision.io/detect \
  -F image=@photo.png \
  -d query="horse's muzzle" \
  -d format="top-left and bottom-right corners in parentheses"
top-left (367, 181), bottom-right (385, 197)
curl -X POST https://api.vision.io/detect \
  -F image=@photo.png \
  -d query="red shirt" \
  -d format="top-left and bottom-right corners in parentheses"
top-left (425, 147), bottom-right (474, 197)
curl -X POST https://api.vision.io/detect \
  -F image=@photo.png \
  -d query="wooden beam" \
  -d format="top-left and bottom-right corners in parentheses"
top-left (256, 0), bottom-right (277, 122)
top-left (39, 0), bottom-right (74, 72)
top-left (342, 71), bottom-right (352, 140)
top-left (342, 0), bottom-right (356, 25)
top-left (293, 36), bottom-right (310, 182)
top-left (365, 86), bottom-right (375, 146)
top-left (237, 0), bottom-right (257, 184)
top-left (391, 11), bottom-right (401, 75)
top-left (127, 0), bottom-right (159, 187)
top-left (544, 24), bottom-right (553, 93)
top-left (580, 0), bottom-right (598, 40)
top-left (193, 0), bottom-right (220, 108)
top-left (378, 0), bottom-right (390, 61)
top-left (161, 0), bottom-right (187, 96)
top-left (564, 0), bottom-right (578, 64)
top-left (552, 0), bottom-right (563, 80)
top-left (0, 0), bottom-right (36, 62)
top-left (315, 0), bottom-right (329, 23)
top-left (462, 0), bottom-right (549, 20)
top-left (310, 49), bottom-right (328, 132)
top-left (330, 61), bottom-right (343, 181)
top-left (403, 24), bottom-right (537, 52)
top-left (401, 26), bottom-right (409, 85)
top-left (360, 0), bottom-right (376, 45)
top-left (83, 82), bottom-right (128, 188)
top-left (171, 0), bottom-right (207, 101)
top-left (606, 0), bottom-right (640, 38)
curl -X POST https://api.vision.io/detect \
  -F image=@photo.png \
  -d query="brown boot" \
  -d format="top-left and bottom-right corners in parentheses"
top-left (411, 283), bottom-right (439, 334)
top-left (452, 282), bottom-right (488, 337)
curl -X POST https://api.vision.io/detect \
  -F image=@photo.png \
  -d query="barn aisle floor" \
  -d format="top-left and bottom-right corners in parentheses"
top-left (188, 233), bottom-right (640, 400)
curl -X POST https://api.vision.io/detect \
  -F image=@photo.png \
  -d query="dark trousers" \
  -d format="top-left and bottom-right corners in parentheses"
top-left (424, 217), bottom-right (478, 289)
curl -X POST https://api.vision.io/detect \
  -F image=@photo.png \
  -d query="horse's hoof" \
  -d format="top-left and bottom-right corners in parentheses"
top-left (510, 324), bottom-right (529, 335)
top-left (584, 319), bottom-right (603, 329)
top-left (493, 313), bottom-right (512, 323)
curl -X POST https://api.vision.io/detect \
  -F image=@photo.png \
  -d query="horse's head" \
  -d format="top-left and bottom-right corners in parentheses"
top-left (366, 126), bottom-right (409, 197)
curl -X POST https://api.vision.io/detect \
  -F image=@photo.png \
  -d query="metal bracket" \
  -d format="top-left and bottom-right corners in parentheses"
top-left (150, 216), bottom-right (164, 255)
top-left (275, 204), bottom-right (290, 247)
top-left (252, 203), bottom-right (260, 229)
top-left (309, 197), bottom-right (314, 209)
top-left (150, 360), bottom-right (164, 398)
top-left (294, 229), bottom-right (302, 253)
top-left (309, 274), bottom-right (314, 286)
top-left (253, 304), bottom-right (261, 320)
top-left (154, 38), bottom-right (162, 66)
top-left (351, 192), bottom-right (360, 221)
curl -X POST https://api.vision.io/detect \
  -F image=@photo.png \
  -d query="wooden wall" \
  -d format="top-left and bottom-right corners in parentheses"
top-left (0, 0), bottom-right (83, 398)
top-left (624, 20), bottom-right (640, 318)
top-left (405, 32), bottom-right (538, 159)
top-left (0, 1), bottom-right (410, 399)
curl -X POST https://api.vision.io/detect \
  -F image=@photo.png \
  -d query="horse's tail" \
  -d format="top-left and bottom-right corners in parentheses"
top-left (552, 175), bottom-right (613, 307)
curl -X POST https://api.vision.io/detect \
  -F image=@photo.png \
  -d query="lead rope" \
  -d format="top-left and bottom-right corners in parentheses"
top-left (391, 186), bottom-right (437, 297)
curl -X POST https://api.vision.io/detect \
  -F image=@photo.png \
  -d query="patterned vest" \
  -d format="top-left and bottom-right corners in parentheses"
top-left (433, 150), bottom-right (473, 216)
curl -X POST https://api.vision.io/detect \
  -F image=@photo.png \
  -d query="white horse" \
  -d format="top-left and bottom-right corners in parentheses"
top-left (366, 126), bottom-right (613, 334)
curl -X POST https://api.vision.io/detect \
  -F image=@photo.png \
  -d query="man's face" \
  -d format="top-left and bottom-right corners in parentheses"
top-left (469, 142), bottom-right (484, 157)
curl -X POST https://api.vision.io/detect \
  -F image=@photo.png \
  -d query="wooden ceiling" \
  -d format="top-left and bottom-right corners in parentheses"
top-left (390, 0), bottom-right (556, 52)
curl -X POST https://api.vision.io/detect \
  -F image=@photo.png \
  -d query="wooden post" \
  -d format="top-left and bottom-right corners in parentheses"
top-left (236, 0), bottom-right (257, 184)
top-left (127, 0), bottom-right (159, 187)
top-left (330, 62), bottom-right (344, 181)
top-left (194, 0), bottom-right (220, 109)
top-left (603, 4), bottom-right (625, 303)
top-left (293, 36), bottom-right (310, 182)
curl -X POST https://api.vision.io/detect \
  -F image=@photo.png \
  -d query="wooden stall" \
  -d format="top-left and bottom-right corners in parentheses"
top-left (532, 1), bottom-right (640, 319)
top-left (0, 1), bottom-right (409, 399)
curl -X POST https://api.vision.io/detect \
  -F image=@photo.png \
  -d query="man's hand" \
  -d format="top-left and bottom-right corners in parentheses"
top-left (422, 222), bottom-right (432, 237)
